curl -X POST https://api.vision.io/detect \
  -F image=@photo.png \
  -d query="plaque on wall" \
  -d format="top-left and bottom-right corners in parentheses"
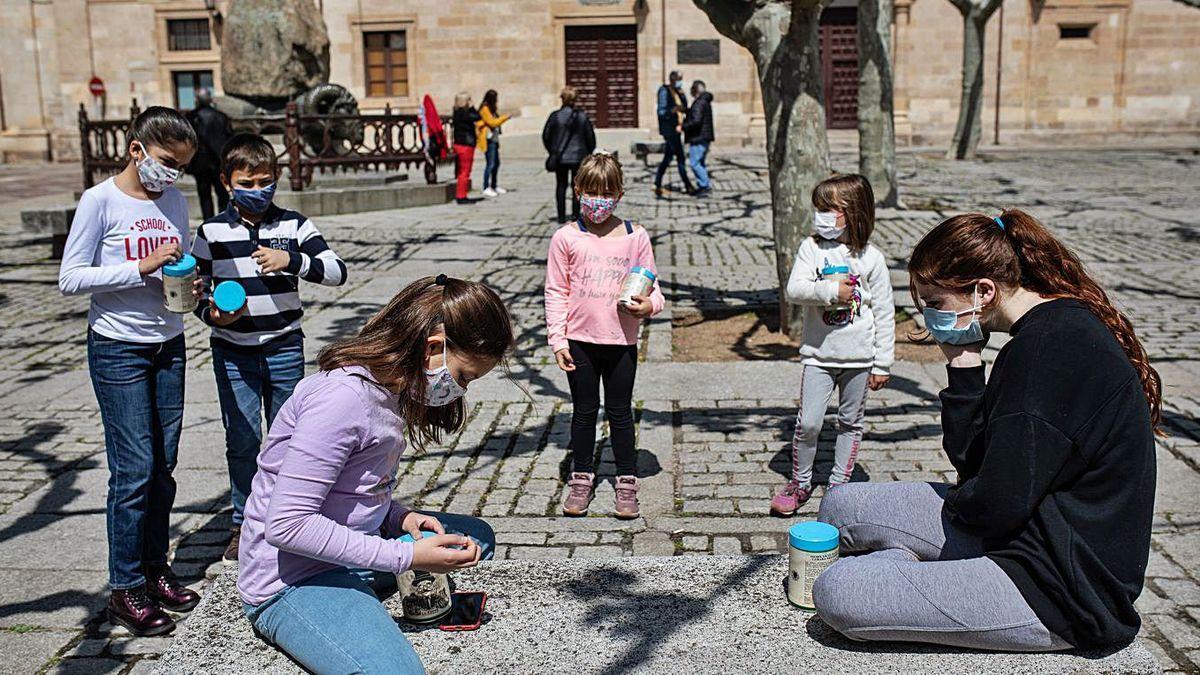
top-left (677, 39), bottom-right (720, 65)
top-left (578, 0), bottom-right (623, 5)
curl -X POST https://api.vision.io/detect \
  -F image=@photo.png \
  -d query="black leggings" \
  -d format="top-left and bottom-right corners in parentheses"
top-left (554, 165), bottom-right (580, 223)
top-left (566, 340), bottom-right (638, 476)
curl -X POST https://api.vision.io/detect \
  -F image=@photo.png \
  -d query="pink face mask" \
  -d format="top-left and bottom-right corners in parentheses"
top-left (579, 195), bottom-right (618, 224)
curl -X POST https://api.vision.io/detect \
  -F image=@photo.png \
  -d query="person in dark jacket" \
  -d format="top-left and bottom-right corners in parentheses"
top-left (682, 80), bottom-right (714, 197)
top-left (653, 71), bottom-right (694, 198)
top-left (451, 92), bottom-right (482, 204)
top-left (810, 209), bottom-right (1160, 652)
top-left (542, 87), bottom-right (597, 224)
top-left (186, 88), bottom-right (233, 219)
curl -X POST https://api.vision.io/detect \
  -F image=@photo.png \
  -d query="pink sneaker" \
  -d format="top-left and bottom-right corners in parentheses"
top-left (614, 475), bottom-right (640, 519)
top-left (562, 472), bottom-right (595, 516)
top-left (770, 480), bottom-right (812, 516)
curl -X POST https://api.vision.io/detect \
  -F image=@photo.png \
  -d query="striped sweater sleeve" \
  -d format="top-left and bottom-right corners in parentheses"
top-left (190, 224), bottom-right (218, 326)
top-left (285, 218), bottom-right (348, 287)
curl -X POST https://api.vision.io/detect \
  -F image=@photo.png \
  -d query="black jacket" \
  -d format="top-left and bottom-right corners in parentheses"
top-left (186, 104), bottom-right (232, 173)
top-left (451, 107), bottom-right (481, 147)
top-left (541, 106), bottom-right (597, 168)
top-left (939, 299), bottom-right (1155, 648)
top-left (683, 92), bottom-right (714, 144)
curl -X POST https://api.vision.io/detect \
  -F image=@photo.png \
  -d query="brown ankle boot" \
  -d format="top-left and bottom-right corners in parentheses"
top-left (108, 585), bottom-right (175, 637)
top-left (145, 564), bottom-right (200, 612)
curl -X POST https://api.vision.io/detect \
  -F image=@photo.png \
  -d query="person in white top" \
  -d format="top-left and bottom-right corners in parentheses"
top-left (58, 106), bottom-right (204, 637)
top-left (770, 174), bottom-right (896, 516)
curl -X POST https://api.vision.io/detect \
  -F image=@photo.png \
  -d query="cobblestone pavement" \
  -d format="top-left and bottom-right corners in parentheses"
top-left (0, 148), bottom-right (1198, 673)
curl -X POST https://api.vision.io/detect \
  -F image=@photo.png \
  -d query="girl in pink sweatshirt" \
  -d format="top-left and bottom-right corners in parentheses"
top-left (544, 153), bottom-right (665, 519)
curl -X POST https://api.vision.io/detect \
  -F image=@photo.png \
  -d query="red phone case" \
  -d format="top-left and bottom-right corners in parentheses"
top-left (439, 591), bottom-right (487, 631)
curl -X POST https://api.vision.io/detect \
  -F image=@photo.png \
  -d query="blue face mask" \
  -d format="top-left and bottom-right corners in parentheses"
top-left (923, 286), bottom-right (985, 345)
top-left (232, 183), bottom-right (276, 214)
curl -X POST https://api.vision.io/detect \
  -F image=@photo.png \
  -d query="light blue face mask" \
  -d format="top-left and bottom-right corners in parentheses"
top-left (923, 285), bottom-right (985, 345)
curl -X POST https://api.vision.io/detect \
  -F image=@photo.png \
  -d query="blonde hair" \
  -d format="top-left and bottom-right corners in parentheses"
top-left (453, 92), bottom-right (471, 109)
top-left (561, 86), bottom-right (577, 106)
top-left (574, 152), bottom-right (624, 196)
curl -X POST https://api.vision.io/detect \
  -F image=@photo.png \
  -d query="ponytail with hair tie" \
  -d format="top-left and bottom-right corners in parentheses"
top-left (910, 208), bottom-right (1163, 435)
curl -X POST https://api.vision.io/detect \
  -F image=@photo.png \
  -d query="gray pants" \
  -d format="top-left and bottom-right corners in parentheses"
top-left (791, 365), bottom-right (869, 487)
top-left (813, 481), bottom-right (1073, 652)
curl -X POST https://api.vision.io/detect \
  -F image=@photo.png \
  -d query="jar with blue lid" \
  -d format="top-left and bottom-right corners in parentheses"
top-left (786, 521), bottom-right (840, 610)
top-left (395, 531), bottom-right (452, 623)
top-left (619, 266), bottom-right (656, 306)
top-left (161, 254), bottom-right (198, 314)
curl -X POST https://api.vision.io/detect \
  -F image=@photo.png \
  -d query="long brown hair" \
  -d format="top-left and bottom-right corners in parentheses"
top-left (812, 174), bottom-right (875, 254)
top-left (908, 209), bottom-right (1163, 434)
top-left (317, 276), bottom-right (515, 450)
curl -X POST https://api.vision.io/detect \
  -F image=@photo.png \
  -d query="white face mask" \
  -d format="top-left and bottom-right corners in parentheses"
top-left (814, 211), bottom-right (844, 240)
top-left (424, 340), bottom-right (467, 407)
top-left (134, 142), bottom-right (182, 192)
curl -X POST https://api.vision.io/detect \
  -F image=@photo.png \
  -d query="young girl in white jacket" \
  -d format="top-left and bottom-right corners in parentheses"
top-left (770, 174), bottom-right (895, 516)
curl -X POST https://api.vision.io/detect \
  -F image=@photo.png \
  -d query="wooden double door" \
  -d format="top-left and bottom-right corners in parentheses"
top-left (564, 25), bottom-right (638, 128)
top-left (819, 7), bottom-right (860, 130)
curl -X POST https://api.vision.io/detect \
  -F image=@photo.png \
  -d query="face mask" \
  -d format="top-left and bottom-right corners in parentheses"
top-left (923, 285), bottom-right (985, 345)
top-left (424, 340), bottom-right (467, 407)
top-left (232, 183), bottom-right (276, 214)
top-left (134, 142), bottom-right (182, 192)
top-left (814, 211), bottom-right (844, 240)
top-left (673, 80), bottom-right (684, 91)
top-left (579, 195), bottom-right (618, 224)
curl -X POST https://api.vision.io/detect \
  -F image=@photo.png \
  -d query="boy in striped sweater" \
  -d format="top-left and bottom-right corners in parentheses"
top-left (191, 133), bottom-right (347, 561)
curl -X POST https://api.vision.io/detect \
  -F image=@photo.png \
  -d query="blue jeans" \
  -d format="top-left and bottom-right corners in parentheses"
top-left (688, 142), bottom-right (711, 189)
top-left (244, 511), bottom-right (495, 675)
top-left (87, 330), bottom-right (186, 589)
top-left (654, 132), bottom-right (693, 191)
top-left (483, 139), bottom-right (500, 189)
top-left (211, 331), bottom-right (305, 525)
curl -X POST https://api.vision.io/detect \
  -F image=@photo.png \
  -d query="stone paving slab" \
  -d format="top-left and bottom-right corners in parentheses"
top-left (0, 150), bottom-right (1197, 671)
top-left (158, 559), bottom-right (1160, 675)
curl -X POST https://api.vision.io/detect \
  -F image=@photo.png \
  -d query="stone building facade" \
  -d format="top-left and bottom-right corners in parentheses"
top-left (1, 0), bottom-right (1198, 162)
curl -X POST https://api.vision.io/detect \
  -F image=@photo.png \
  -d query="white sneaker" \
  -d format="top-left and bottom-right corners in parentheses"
top-left (482, 188), bottom-right (498, 198)
top-left (494, 187), bottom-right (508, 195)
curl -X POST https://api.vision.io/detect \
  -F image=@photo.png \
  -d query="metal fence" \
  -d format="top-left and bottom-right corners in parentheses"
top-left (77, 100), bottom-right (450, 192)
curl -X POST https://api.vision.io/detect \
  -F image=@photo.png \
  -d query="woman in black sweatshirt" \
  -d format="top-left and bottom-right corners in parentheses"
top-left (812, 209), bottom-right (1160, 651)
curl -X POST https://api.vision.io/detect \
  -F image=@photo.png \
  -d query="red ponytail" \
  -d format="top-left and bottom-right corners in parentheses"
top-left (909, 209), bottom-right (1163, 434)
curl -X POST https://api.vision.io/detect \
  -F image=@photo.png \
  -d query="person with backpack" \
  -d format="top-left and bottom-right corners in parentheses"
top-left (542, 87), bottom-right (597, 224)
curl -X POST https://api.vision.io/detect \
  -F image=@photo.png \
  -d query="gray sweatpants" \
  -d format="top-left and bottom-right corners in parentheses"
top-left (813, 481), bottom-right (1073, 652)
top-left (791, 365), bottom-right (869, 488)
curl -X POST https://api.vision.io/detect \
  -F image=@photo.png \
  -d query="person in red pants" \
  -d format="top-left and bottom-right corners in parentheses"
top-left (451, 92), bottom-right (481, 204)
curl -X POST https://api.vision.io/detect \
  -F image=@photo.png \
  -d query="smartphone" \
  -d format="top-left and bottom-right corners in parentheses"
top-left (439, 591), bottom-right (487, 631)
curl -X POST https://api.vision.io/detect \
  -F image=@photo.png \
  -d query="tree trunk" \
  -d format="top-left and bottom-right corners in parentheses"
top-left (692, 0), bottom-right (831, 336)
top-left (947, 10), bottom-right (989, 159)
top-left (857, 0), bottom-right (898, 206)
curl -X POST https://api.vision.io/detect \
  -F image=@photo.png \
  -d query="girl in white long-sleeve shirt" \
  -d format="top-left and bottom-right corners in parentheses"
top-left (770, 174), bottom-right (895, 516)
top-left (58, 106), bottom-right (203, 637)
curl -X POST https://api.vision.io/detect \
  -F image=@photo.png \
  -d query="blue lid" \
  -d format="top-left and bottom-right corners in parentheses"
top-left (162, 254), bottom-right (197, 277)
top-left (212, 280), bottom-right (247, 313)
top-left (397, 530), bottom-right (442, 544)
top-left (821, 264), bottom-right (850, 275)
top-left (629, 266), bottom-right (656, 281)
top-left (789, 521), bottom-right (839, 552)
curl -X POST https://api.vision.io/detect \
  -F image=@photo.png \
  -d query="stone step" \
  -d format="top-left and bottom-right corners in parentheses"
top-left (157, 556), bottom-right (1158, 674)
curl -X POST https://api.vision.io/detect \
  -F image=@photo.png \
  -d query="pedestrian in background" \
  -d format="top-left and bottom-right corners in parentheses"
top-left (186, 88), bottom-right (233, 219)
top-left (542, 86), bottom-right (596, 224)
top-left (683, 80), bottom-right (715, 198)
top-left (451, 92), bottom-right (481, 205)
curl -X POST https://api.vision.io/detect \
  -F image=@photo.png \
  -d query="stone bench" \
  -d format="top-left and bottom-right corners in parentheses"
top-left (157, 555), bottom-right (1158, 674)
top-left (21, 205), bottom-right (76, 259)
top-left (631, 141), bottom-right (665, 167)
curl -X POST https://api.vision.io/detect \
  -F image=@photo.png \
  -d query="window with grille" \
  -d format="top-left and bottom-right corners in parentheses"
top-left (363, 31), bottom-right (409, 98)
top-left (167, 19), bottom-right (211, 52)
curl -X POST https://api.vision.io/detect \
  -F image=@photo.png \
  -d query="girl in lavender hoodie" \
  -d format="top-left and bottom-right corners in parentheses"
top-left (237, 275), bottom-right (513, 674)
